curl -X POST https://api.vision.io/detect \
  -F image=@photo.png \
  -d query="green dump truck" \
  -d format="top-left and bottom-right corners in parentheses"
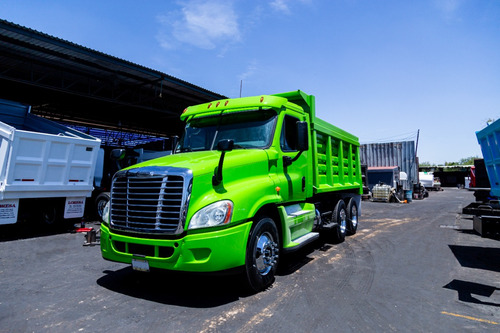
top-left (100, 90), bottom-right (362, 291)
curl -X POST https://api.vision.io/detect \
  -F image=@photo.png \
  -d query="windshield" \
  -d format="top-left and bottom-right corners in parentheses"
top-left (177, 109), bottom-right (277, 152)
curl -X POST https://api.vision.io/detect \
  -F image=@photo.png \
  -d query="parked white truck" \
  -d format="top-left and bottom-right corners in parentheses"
top-left (0, 99), bottom-right (100, 225)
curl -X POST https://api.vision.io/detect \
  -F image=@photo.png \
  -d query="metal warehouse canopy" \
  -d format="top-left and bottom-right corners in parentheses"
top-left (0, 19), bottom-right (226, 136)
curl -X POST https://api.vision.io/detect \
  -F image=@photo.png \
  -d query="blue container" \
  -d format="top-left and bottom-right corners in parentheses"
top-left (476, 119), bottom-right (500, 198)
top-left (405, 190), bottom-right (413, 202)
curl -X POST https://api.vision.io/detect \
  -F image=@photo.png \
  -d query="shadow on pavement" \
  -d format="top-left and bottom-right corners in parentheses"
top-left (444, 279), bottom-right (500, 307)
top-left (454, 229), bottom-right (479, 236)
top-left (277, 238), bottom-right (334, 276)
top-left (96, 238), bottom-right (340, 306)
top-left (97, 266), bottom-right (252, 308)
top-left (449, 245), bottom-right (500, 273)
top-left (0, 222), bottom-right (73, 242)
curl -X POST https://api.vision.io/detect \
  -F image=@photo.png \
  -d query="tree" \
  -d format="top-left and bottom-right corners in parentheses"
top-left (443, 156), bottom-right (479, 166)
top-left (458, 156), bottom-right (479, 165)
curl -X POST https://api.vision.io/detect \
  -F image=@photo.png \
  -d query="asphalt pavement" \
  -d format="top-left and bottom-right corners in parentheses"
top-left (0, 188), bottom-right (499, 332)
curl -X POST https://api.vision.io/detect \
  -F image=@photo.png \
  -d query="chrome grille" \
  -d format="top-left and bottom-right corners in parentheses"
top-left (110, 167), bottom-right (191, 234)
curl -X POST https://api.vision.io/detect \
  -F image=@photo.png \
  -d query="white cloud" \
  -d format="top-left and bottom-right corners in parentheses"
top-left (270, 0), bottom-right (291, 14)
top-left (269, 0), bottom-right (312, 14)
top-left (156, 0), bottom-right (240, 50)
top-left (434, 0), bottom-right (463, 20)
top-left (239, 60), bottom-right (258, 81)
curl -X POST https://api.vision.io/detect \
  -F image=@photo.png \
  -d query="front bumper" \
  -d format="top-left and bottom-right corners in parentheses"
top-left (100, 222), bottom-right (252, 272)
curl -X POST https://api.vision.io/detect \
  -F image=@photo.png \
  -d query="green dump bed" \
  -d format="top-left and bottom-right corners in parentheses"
top-left (311, 118), bottom-right (362, 194)
top-left (274, 91), bottom-right (362, 195)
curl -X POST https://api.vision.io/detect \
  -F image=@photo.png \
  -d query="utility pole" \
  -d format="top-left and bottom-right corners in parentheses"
top-left (415, 129), bottom-right (420, 159)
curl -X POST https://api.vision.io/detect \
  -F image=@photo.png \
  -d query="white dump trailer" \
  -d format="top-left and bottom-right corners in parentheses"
top-left (0, 99), bottom-right (100, 225)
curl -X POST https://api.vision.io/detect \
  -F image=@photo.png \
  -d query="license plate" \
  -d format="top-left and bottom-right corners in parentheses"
top-left (132, 258), bottom-right (150, 272)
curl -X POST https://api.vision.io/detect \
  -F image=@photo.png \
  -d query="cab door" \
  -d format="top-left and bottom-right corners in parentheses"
top-left (277, 113), bottom-right (308, 203)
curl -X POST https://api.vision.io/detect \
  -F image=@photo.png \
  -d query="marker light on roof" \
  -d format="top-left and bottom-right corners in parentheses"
top-left (182, 108), bottom-right (187, 114)
top-left (260, 97), bottom-right (264, 102)
top-left (216, 102), bottom-right (220, 107)
top-left (225, 101), bottom-right (229, 106)
top-left (207, 103), bottom-right (212, 109)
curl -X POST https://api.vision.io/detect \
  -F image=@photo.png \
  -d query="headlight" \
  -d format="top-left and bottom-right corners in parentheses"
top-left (188, 200), bottom-right (233, 229)
top-left (102, 201), bottom-right (110, 225)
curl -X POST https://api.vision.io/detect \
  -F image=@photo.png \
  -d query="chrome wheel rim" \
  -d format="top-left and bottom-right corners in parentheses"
top-left (339, 209), bottom-right (347, 235)
top-left (351, 206), bottom-right (358, 228)
top-left (97, 199), bottom-right (107, 218)
top-left (255, 232), bottom-right (278, 276)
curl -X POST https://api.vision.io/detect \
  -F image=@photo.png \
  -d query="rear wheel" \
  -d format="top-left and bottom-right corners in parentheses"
top-left (332, 200), bottom-right (347, 243)
top-left (346, 198), bottom-right (359, 235)
top-left (40, 205), bottom-right (59, 225)
top-left (245, 217), bottom-right (280, 292)
top-left (38, 200), bottom-right (62, 226)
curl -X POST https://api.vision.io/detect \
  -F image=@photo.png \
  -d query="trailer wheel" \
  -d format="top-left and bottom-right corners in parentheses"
top-left (332, 200), bottom-right (347, 243)
top-left (40, 205), bottom-right (61, 226)
top-left (95, 192), bottom-right (110, 221)
top-left (346, 198), bottom-right (359, 235)
top-left (245, 217), bottom-right (279, 292)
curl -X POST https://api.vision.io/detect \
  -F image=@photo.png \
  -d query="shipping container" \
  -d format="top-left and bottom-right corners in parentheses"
top-left (360, 141), bottom-right (417, 191)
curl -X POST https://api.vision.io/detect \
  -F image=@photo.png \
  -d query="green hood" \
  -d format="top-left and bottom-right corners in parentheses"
top-left (133, 150), bottom-right (221, 177)
top-left (126, 149), bottom-right (279, 226)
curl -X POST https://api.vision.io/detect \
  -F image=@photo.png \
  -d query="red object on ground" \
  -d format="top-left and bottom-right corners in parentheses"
top-left (75, 227), bottom-right (93, 233)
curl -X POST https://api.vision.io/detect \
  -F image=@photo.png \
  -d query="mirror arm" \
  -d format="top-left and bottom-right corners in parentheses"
top-left (212, 139), bottom-right (234, 186)
top-left (283, 150), bottom-right (304, 167)
top-left (212, 151), bottom-right (227, 186)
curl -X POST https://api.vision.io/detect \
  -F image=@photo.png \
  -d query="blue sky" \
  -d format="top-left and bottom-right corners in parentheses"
top-left (1, 0), bottom-right (499, 164)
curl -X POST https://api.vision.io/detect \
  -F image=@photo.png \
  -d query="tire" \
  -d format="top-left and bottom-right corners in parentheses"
top-left (245, 217), bottom-right (280, 292)
top-left (95, 192), bottom-right (110, 221)
top-left (332, 200), bottom-right (347, 243)
top-left (37, 198), bottom-right (63, 226)
top-left (40, 205), bottom-right (59, 225)
top-left (346, 198), bottom-right (359, 235)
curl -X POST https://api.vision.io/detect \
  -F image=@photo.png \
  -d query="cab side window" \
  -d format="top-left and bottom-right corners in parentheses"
top-left (280, 115), bottom-right (299, 152)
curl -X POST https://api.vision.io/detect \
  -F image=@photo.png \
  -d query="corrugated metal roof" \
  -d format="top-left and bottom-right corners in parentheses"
top-left (0, 19), bottom-right (222, 99)
top-left (0, 19), bottom-right (227, 136)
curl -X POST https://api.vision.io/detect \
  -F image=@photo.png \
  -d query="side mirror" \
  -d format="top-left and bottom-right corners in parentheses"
top-left (110, 149), bottom-right (126, 160)
top-left (296, 121), bottom-right (309, 151)
top-left (217, 139), bottom-right (234, 152)
top-left (171, 135), bottom-right (179, 154)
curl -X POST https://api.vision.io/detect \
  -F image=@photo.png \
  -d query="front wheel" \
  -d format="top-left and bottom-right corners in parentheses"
top-left (245, 217), bottom-right (280, 292)
top-left (95, 192), bottom-right (110, 221)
